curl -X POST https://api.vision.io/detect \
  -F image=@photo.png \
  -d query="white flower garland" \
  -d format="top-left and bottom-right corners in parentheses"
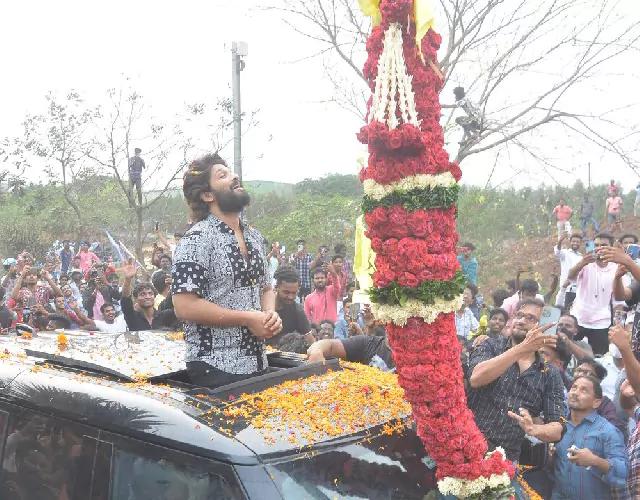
top-left (438, 472), bottom-right (512, 498)
top-left (373, 295), bottom-right (463, 326)
top-left (369, 23), bottom-right (420, 129)
top-left (363, 172), bottom-right (457, 200)
top-left (437, 448), bottom-right (512, 498)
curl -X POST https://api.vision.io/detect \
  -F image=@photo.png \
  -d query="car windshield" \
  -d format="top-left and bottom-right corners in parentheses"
top-left (266, 429), bottom-right (437, 499)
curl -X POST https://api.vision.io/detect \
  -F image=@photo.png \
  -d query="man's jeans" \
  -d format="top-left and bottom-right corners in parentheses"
top-left (581, 216), bottom-right (599, 236)
top-left (436, 461), bottom-right (525, 500)
top-left (556, 221), bottom-right (571, 239)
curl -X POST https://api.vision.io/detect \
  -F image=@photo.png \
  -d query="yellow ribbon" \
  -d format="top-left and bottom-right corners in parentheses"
top-left (353, 214), bottom-right (376, 304)
top-left (359, 0), bottom-right (382, 27)
top-left (359, 0), bottom-right (435, 59)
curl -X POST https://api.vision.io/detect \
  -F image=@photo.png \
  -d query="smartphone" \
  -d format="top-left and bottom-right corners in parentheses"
top-left (615, 310), bottom-right (628, 325)
top-left (155, 221), bottom-right (159, 232)
top-left (585, 241), bottom-right (596, 254)
top-left (540, 306), bottom-right (561, 334)
top-left (280, 245), bottom-right (286, 255)
top-left (627, 244), bottom-right (640, 260)
top-left (476, 295), bottom-right (484, 305)
top-left (297, 244), bottom-right (304, 252)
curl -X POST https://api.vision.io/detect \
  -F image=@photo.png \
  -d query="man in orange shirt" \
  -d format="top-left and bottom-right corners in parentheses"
top-left (553, 199), bottom-right (573, 239)
top-left (606, 193), bottom-right (623, 225)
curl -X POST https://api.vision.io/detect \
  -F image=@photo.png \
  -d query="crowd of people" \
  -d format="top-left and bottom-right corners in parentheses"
top-left (5, 151), bottom-right (640, 499)
top-left (447, 215), bottom-right (640, 498)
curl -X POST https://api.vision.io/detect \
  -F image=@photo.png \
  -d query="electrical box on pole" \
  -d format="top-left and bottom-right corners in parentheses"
top-left (231, 42), bottom-right (247, 182)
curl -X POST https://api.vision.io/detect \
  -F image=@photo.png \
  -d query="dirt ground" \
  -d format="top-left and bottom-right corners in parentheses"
top-left (478, 215), bottom-right (640, 301)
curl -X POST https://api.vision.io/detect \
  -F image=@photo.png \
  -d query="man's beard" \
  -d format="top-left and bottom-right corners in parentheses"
top-left (213, 187), bottom-right (251, 213)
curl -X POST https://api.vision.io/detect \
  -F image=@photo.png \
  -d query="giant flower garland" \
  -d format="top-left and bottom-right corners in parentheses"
top-left (357, 0), bottom-right (515, 498)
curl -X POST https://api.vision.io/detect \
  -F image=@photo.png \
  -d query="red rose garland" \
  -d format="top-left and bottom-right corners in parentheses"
top-left (358, 1), bottom-right (515, 497)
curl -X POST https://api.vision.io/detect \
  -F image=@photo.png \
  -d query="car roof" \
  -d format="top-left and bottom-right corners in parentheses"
top-left (0, 331), bottom-right (411, 465)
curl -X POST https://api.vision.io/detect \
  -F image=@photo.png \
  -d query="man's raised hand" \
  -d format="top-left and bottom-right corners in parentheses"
top-left (518, 323), bottom-right (557, 354)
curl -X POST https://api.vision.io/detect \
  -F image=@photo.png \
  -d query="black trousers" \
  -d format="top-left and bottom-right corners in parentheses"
top-left (130, 178), bottom-right (142, 204)
top-left (575, 325), bottom-right (610, 356)
top-left (186, 361), bottom-right (267, 389)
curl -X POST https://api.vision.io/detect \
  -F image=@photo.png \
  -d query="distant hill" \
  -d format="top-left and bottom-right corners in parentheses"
top-left (245, 180), bottom-right (295, 195)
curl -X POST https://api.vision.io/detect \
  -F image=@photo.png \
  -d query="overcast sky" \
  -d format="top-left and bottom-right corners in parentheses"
top-left (1, 0), bottom-right (639, 191)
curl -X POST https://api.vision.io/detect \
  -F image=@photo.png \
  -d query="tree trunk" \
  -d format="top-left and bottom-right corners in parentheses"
top-left (64, 188), bottom-right (84, 239)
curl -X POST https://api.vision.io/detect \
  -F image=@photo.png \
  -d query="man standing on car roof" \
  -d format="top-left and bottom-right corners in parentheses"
top-left (172, 153), bottom-right (282, 389)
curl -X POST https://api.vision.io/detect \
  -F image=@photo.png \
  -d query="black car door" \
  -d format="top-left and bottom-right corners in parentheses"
top-left (0, 402), bottom-right (99, 500)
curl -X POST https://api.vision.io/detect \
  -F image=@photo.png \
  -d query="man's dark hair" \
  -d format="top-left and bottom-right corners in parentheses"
top-left (520, 279), bottom-right (539, 294)
top-left (554, 337), bottom-right (573, 369)
top-left (560, 314), bottom-right (579, 336)
top-left (274, 265), bottom-right (299, 286)
top-left (318, 319), bottom-right (335, 329)
top-left (134, 147), bottom-right (142, 154)
top-left (466, 283), bottom-right (478, 298)
top-left (152, 272), bottom-right (169, 295)
top-left (578, 358), bottom-right (608, 381)
top-left (48, 314), bottom-right (72, 330)
top-left (516, 297), bottom-right (545, 310)
top-left (569, 234), bottom-right (583, 241)
top-left (182, 153), bottom-right (228, 222)
top-left (133, 283), bottom-right (155, 299)
top-left (572, 375), bottom-right (603, 399)
top-left (619, 233), bottom-right (639, 245)
top-left (335, 243), bottom-right (347, 254)
top-left (453, 86), bottom-right (466, 99)
top-left (595, 231), bottom-right (615, 246)
top-left (506, 279), bottom-right (516, 291)
top-left (313, 268), bottom-right (327, 278)
top-left (277, 332), bottom-right (309, 355)
top-left (492, 289), bottom-right (510, 307)
top-left (331, 255), bottom-right (343, 263)
top-left (159, 253), bottom-right (173, 263)
top-left (100, 302), bottom-right (115, 314)
top-left (489, 308), bottom-right (508, 322)
top-left (461, 242), bottom-right (475, 251)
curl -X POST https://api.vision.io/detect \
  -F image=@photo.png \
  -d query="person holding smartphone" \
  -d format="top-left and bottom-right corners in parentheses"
top-left (289, 238), bottom-right (313, 301)
top-left (568, 232), bottom-right (621, 355)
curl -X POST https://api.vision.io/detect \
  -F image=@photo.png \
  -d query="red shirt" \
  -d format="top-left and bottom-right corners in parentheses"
top-left (304, 279), bottom-right (344, 323)
top-left (553, 205), bottom-right (573, 222)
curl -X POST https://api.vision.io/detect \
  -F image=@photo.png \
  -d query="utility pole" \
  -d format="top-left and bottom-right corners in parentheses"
top-left (231, 41), bottom-right (248, 183)
top-left (588, 162), bottom-right (591, 189)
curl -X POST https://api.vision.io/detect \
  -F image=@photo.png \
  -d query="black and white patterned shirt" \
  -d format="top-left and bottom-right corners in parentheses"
top-left (467, 336), bottom-right (566, 461)
top-left (171, 215), bottom-right (270, 375)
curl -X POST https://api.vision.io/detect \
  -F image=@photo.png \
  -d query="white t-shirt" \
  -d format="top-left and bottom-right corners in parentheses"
top-left (94, 314), bottom-right (128, 333)
top-left (573, 262), bottom-right (619, 329)
top-left (554, 247), bottom-right (582, 289)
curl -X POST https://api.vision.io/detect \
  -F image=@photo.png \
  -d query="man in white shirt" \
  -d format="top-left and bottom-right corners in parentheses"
top-left (554, 232), bottom-right (583, 309)
top-left (598, 344), bottom-right (624, 401)
top-left (82, 303), bottom-right (128, 333)
top-left (568, 231), bottom-right (620, 356)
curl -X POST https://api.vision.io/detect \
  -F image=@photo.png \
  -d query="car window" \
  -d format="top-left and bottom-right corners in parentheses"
top-left (110, 448), bottom-right (241, 500)
top-left (0, 410), bottom-right (97, 500)
top-left (267, 430), bottom-right (437, 499)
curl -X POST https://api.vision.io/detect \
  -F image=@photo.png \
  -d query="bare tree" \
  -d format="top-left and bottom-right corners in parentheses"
top-left (267, 0), bottom-right (640, 178)
top-left (4, 92), bottom-right (97, 230)
top-left (83, 86), bottom-right (196, 262)
top-left (83, 85), bottom-right (255, 263)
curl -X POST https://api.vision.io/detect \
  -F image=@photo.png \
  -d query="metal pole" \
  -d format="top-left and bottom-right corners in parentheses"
top-left (231, 42), bottom-right (247, 183)
top-left (588, 162), bottom-right (591, 189)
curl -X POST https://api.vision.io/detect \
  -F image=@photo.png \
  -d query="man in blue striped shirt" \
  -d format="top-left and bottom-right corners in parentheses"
top-left (549, 375), bottom-right (628, 499)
